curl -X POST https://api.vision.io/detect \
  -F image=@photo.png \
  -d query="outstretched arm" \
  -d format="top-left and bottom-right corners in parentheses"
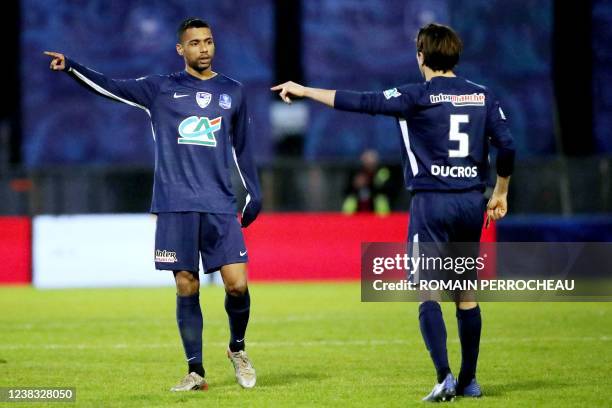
top-left (270, 81), bottom-right (336, 107)
top-left (44, 51), bottom-right (159, 111)
top-left (271, 81), bottom-right (411, 117)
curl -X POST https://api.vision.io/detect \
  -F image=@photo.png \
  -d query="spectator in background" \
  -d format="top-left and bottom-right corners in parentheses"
top-left (342, 149), bottom-right (392, 215)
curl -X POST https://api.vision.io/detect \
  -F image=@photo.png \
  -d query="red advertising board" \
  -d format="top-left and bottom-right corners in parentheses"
top-left (6, 213), bottom-right (496, 285)
top-left (0, 217), bottom-right (31, 284)
top-left (244, 213), bottom-right (496, 281)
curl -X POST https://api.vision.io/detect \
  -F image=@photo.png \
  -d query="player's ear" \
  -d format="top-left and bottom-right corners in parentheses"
top-left (417, 51), bottom-right (424, 66)
top-left (176, 43), bottom-right (184, 56)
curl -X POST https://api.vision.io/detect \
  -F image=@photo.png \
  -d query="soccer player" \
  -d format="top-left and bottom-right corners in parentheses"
top-left (45, 18), bottom-right (261, 391)
top-left (272, 23), bottom-right (515, 402)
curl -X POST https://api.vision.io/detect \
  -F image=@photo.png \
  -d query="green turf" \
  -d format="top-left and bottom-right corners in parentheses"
top-left (1, 283), bottom-right (611, 407)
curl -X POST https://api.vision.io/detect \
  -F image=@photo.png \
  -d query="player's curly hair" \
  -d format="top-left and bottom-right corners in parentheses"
top-left (177, 17), bottom-right (211, 42)
top-left (416, 23), bottom-right (463, 72)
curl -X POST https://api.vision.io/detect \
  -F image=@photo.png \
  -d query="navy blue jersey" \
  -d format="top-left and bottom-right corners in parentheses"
top-left (335, 77), bottom-right (515, 192)
top-left (64, 58), bottom-right (261, 219)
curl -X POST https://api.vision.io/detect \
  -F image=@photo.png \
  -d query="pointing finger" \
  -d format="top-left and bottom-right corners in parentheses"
top-left (44, 51), bottom-right (62, 58)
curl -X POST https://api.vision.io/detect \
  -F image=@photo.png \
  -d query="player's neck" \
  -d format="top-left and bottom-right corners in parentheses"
top-left (424, 68), bottom-right (456, 81)
top-left (185, 66), bottom-right (218, 80)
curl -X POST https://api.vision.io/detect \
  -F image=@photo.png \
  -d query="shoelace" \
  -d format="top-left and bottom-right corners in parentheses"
top-left (179, 374), bottom-right (197, 387)
top-left (233, 353), bottom-right (253, 374)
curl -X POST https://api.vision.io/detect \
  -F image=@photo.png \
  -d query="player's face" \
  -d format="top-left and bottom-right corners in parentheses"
top-left (176, 27), bottom-right (215, 72)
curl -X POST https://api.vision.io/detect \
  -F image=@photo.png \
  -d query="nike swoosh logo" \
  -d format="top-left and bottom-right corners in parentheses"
top-left (236, 338), bottom-right (244, 343)
top-left (173, 92), bottom-right (189, 98)
top-left (187, 356), bottom-right (197, 361)
top-left (240, 251), bottom-right (247, 256)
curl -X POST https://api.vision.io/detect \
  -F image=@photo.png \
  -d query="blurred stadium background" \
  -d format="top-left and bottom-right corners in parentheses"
top-left (1, 1), bottom-right (612, 406)
top-left (1, 0), bottom-right (611, 285)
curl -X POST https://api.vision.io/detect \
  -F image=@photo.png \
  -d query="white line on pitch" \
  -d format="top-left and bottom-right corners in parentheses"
top-left (0, 336), bottom-right (610, 350)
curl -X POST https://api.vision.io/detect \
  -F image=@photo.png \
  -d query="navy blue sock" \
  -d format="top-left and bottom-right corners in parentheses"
top-left (419, 301), bottom-right (451, 383)
top-left (176, 293), bottom-right (204, 377)
top-left (456, 305), bottom-right (481, 389)
top-left (225, 289), bottom-right (250, 352)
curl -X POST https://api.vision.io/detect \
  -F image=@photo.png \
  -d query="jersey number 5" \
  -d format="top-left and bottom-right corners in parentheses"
top-left (449, 114), bottom-right (469, 158)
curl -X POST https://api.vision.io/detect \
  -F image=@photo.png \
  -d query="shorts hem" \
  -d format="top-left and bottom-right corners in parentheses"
top-left (155, 263), bottom-right (199, 272)
top-left (204, 257), bottom-right (248, 274)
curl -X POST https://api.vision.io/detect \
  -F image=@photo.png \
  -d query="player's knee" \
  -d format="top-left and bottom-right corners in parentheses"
top-left (225, 280), bottom-right (248, 297)
top-left (176, 281), bottom-right (199, 296)
top-left (174, 271), bottom-right (200, 296)
top-left (457, 301), bottom-right (478, 310)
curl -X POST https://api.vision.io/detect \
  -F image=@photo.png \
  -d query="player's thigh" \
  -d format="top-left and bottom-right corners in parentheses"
top-left (408, 193), bottom-right (449, 279)
top-left (199, 213), bottom-right (248, 274)
top-left (407, 192), bottom-right (451, 244)
top-left (452, 191), bottom-right (487, 241)
top-left (154, 212), bottom-right (200, 272)
top-left (409, 193), bottom-right (464, 298)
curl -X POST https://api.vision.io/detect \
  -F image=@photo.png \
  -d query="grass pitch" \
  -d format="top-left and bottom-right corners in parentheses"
top-left (1, 283), bottom-right (611, 407)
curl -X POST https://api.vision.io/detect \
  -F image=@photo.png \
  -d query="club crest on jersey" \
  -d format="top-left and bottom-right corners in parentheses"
top-left (177, 116), bottom-right (222, 147)
top-left (196, 92), bottom-right (212, 108)
top-left (219, 93), bottom-right (232, 109)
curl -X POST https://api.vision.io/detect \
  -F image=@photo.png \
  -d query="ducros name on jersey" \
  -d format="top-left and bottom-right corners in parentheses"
top-left (431, 165), bottom-right (479, 178)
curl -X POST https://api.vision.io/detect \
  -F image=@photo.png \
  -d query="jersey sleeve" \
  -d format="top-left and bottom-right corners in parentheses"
top-left (486, 91), bottom-right (516, 177)
top-left (333, 85), bottom-right (416, 117)
top-left (64, 58), bottom-right (161, 112)
top-left (232, 87), bottom-right (262, 227)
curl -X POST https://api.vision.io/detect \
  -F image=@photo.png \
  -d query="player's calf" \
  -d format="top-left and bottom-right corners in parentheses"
top-left (221, 263), bottom-right (251, 352)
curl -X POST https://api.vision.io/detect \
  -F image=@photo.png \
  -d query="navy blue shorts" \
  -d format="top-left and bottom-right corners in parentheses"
top-left (408, 190), bottom-right (486, 285)
top-left (154, 212), bottom-right (248, 273)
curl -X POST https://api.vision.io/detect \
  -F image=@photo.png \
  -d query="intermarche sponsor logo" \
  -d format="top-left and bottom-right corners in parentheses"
top-left (155, 249), bottom-right (177, 263)
top-left (429, 93), bottom-right (486, 106)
